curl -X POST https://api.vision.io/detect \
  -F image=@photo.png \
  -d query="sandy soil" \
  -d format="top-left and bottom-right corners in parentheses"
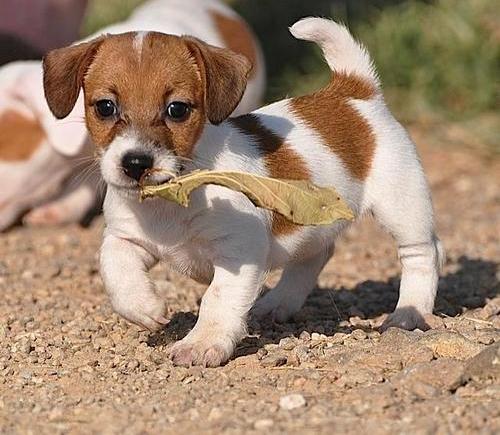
top-left (0, 124), bottom-right (499, 434)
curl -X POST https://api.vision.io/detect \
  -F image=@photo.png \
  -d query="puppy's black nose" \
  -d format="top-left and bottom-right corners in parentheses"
top-left (121, 152), bottom-right (154, 182)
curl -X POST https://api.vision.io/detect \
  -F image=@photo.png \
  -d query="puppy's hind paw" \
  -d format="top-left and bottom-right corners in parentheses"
top-left (252, 289), bottom-right (302, 323)
top-left (380, 307), bottom-right (441, 332)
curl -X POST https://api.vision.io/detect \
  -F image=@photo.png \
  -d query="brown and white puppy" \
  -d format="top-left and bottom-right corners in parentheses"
top-left (43, 18), bottom-right (444, 367)
top-left (0, 0), bottom-right (265, 231)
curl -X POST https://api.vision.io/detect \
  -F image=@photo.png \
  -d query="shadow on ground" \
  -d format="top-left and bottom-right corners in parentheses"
top-left (147, 256), bottom-right (499, 353)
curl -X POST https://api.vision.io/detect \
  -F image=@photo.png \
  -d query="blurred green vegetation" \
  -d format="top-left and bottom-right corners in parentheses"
top-left (357, 0), bottom-right (499, 121)
top-left (83, 0), bottom-right (144, 35)
top-left (83, 0), bottom-right (499, 151)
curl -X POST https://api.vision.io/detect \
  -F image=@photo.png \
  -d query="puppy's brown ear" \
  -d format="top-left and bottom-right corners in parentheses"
top-left (43, 37), bottom-right (104, 119)
top-left (184, 37), bottom-right (252, 124)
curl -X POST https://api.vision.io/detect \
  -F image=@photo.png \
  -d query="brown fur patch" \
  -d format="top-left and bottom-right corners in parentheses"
top-left (230, 114), bottom-right (310, 236)
top-left (43, 37), bottom-right (105, 119)
top-left (184, 35), bottom-right (252, 124)
top-left (0, 110), bottom-right (45, 161)
top-left (44, 32), bottom-right (251, 157)
top-left (82, 33), bottom-right (207, 155)
top-left (210, 11), bottom-right (257, 78)
top-left (290, 73), bottom-right (376, 180)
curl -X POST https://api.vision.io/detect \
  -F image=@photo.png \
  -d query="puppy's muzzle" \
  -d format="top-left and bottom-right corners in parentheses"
top-left (121, 152), bottom-right (153, 182)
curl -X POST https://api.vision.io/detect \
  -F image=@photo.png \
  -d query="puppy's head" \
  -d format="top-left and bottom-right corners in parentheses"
top-left (42, 32), bottom-right (252, 194)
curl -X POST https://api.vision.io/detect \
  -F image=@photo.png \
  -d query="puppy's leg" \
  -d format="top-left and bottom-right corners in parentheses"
top-left (253, 246), bottom-right (334, 322)
top-left (170, 243), bottom-right (268, 367)
top-left (382, 236), bottom-right (444, 330)
top-left (100, 235), bottom-right (168, 331)
top-left (371, 169), bottom-right (444, 331)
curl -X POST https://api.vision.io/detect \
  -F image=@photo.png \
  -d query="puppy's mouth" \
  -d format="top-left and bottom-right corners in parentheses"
top-left (138, 168), bottom-right (178, 187)
top-left (105, 168), bottom-right (178, 196)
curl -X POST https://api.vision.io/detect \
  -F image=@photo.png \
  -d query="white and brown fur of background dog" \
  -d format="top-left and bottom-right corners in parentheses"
top-left (0, 0), bottom-right (265, 231)
top-left (43, 17), bottom-right (444, 367)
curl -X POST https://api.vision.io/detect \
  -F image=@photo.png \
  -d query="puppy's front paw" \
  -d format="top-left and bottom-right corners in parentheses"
top-left (380, 306), bottom-right (436, 332)
top-left (111, 293), bottom-right (168, 332)
top-left (169, 332), bottom-right (234, 367)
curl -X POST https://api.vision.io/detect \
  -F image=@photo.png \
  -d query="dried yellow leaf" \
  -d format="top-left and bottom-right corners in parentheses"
top-left (140, 170), bottom-right (354, 226)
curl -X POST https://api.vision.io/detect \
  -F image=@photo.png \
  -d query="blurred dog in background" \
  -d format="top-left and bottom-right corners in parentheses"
top-left (0, 0), bottom-right (265, 231)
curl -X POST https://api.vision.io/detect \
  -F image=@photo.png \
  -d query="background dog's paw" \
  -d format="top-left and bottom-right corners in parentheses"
top-left (24, 204), bottom-right (64, 226)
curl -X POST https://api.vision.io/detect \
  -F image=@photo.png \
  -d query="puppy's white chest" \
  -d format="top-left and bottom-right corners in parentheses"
top-left (160, 242), bottom-right (214, 284)
top-left (104, 189), bottom-right (214, 283)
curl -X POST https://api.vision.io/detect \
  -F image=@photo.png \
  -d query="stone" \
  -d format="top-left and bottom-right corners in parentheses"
top-left (299, 331), bottom-right (311, 341)
top-left (380, 327), bottom-right (418, 347)
top-left (207, 407), bottom-right (223, 421)
top-left (351, 329), bottom-right (367, 340)
top-left (330, 333), bottom-right (347, 345)
top-left (392, 358), bottom-right (465, 393)
top-left (279, 393), bottom-right (306, 411)
top-left (401, 345), bottom-right (434, 367)
top-left (261, 354), bottom-right (287, 368)
top-left (254, 418), bottom-right (274, 430)
top-left (279, 337), bottom-right (297, 351)
top-left (419, 331), bottom-right (484, 360)
top-left (462, 342), bottom-right (500, 382)
top-left (292, 345), bottom-right (310, 365)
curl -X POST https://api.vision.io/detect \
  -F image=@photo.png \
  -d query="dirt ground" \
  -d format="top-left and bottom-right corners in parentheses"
top-left (0, 123), bottom-right (499, 434)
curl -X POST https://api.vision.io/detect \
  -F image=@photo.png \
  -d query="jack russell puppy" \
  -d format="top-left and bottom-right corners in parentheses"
top-left (43, 18), bottom-right (444, 367)
top-left (0, 0), bottom-right (265, 231)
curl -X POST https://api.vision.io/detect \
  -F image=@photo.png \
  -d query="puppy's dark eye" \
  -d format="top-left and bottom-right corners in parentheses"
top-left (95, 99), bottom-right (117, 118)
top-left (166, 101), bottom-right (190, 121)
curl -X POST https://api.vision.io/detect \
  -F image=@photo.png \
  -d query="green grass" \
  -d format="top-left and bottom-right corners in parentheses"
top-left (357, 0), bottom-right (500, 121)
top-left (82, 0), bottom-right (145, 36)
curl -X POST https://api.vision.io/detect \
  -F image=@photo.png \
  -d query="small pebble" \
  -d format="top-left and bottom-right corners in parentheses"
top-left (299, 331), bottom-right (311, 341)
top-left (279, 393), bottom-right (307, 411)
top-left (207, 407), bottom-right (223, 421)
top-left (331, 332), bottom-right (347, 344)
top-left (279, 337), bottom-right (296, 351)
top-left (351, 329), bottom-right (367, 340)
top-left (254, 418), bottom-right (274, 430)
top-left (311, 332), bottom-right (327, 341)
top-left (261, 354), bottom-right (287, 368)
top-left (127, 359), bottom-right (139, 371)
top-left (292, 345), bottom-right (310, 364)
top-left (256, 348), bottom-right (268, 360)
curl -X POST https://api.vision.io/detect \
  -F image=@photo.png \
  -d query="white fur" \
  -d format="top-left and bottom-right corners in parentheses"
top-left (0, 0), bottom-right (265, 231)
top-left (354, 95), bottom-right (444, 326)
top-left (99, 18), bottom-right (443, 367)
top-left (290, 17), bottom-right (379, 86)
top-left (133, 31), bottom-right (148, 60)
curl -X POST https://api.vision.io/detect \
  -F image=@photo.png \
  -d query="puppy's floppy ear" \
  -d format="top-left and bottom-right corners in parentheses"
top-left (43, 37), bottom-right (104, 119)
top-left (184, 36), bottom-right (252, 124)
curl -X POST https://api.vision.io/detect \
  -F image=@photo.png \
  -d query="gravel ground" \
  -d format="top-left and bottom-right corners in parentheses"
top-left (0, 124), bottom-right (499, 434)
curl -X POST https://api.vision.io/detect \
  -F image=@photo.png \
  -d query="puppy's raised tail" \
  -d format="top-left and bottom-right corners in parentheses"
top-left (290, 17), bottom-right (380, 90)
